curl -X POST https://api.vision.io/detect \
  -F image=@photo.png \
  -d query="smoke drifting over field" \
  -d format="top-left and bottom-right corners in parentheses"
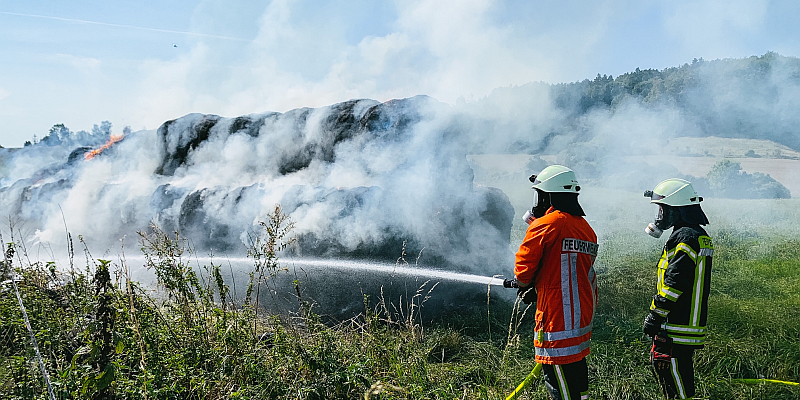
top-left (462, 53), bottom-right (799, 197)
top-left (0, 54), bottom-right (797, 274)
top-left (0, 96), bottom-right (515, 273)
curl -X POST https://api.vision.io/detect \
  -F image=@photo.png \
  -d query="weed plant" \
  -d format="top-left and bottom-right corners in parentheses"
top-left (1, 205), bottom-right (799, 399)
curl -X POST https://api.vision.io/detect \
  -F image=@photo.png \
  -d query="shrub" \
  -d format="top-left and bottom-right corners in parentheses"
top-left (707, 159), bottom-right (790, 199)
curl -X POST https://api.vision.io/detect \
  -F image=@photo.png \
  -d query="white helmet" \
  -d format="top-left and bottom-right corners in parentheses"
top-left (530, 165), bottom-right (581, 194)
top-left (645, 178), bottom-right (703, 207)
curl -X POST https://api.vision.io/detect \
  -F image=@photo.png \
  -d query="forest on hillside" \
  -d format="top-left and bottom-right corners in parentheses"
top-left (480, 52), bottom-right (800, 153)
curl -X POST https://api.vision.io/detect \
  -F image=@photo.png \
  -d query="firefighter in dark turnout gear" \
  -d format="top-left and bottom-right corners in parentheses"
top-left (642, 178), bottom-right (713, 400)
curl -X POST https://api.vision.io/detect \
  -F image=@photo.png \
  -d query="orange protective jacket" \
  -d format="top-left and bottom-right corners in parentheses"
top-left (515, 207), bottom-right (598, 365)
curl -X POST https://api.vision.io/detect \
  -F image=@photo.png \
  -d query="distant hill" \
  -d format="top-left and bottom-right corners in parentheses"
top-left (561, 53), bottom-right (800, 150)
top-left (666, 136), bottom-right (800, 159)
top-left (476, 52), bottom-right (800, 153)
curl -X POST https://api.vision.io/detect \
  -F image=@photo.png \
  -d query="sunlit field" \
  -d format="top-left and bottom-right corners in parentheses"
top-left (2, 166), bottom-right (799, 399)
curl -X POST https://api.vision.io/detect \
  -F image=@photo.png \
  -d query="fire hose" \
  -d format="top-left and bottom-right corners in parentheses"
top-left (730, 378), bottom-right (799, 386)
top-left (502, 278), bottom-right (544, 400)
top-left (506, 362), bottom-right (543, 400)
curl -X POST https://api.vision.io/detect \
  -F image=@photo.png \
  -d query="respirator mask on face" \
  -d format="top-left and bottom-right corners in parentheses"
top-left (522, 188), bottom-right (551, 224)
top-left (522, 209), bottom-right (536, 224)
top-left (532, 188), bottom-right (551, 217)
top-left (645, 204), bottom-right (679, 238)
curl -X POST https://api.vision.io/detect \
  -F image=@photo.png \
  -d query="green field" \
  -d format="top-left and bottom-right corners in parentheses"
top-left (2, 195), bottom-right (800, 399)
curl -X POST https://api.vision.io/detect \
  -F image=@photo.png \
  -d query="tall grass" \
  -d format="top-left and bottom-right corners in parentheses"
top-left (1, 206), bottom-right (799, 399)
top-left (591, 224), bottom-right (800, 399)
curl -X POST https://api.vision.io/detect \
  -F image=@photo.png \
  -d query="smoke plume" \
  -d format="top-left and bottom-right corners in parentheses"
top-left (1, 53), bottom-right (798, 276)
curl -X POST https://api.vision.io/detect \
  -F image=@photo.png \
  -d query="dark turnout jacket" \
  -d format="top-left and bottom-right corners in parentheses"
top-left (650, 224), bottom-right (714, 348)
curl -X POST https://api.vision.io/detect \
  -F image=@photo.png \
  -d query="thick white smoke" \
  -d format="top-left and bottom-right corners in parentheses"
top-left (1, 54), bottom-right (798, 277)
top-left (0, 96), bottom-right (514, 274)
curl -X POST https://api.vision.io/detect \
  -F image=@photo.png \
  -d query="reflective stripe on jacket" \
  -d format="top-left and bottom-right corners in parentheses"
top-left (650, 225), bottom-right (713, 347)
top-left (515, 208), bottom-right (598, 365)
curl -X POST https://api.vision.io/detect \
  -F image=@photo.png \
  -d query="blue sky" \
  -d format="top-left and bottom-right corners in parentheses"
top-left (1, 0), bottom-right (798, 147)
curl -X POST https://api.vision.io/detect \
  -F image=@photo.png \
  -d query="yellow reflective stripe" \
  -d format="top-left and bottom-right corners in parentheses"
top-left (658, 285), bottom-right (682, 301)
top-left (555, 365), bottom-right (570, 399)
top-left (667, 324), bottom-right (707, 345)
top-left (650, 302), bottom-right (669, 317)
top-left (671, 336), bottom-right (705, 345)
top-left (671, 358), bottom-right (687, 398)
top-left (656, 250), bottom-right (668, 294)
top-left (664, 324), bottom-right (706, 333)
top-left (691, 257), bottom-right (706, 326)
top-left (674, 243), bottom-right (697, 262)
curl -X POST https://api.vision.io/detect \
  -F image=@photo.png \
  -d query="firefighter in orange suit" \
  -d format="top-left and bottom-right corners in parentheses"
top-left (514, 165), bottom-right (598, 400)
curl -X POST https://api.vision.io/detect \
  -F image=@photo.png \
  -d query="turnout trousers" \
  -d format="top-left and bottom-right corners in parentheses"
top-left (542, 358), bottom-right (589, 400)
top-left (651, 342), bottom-right (695, 399)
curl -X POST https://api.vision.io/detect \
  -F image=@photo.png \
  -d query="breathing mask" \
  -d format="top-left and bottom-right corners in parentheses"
top-left (531, 187), bottom-right (551, 219)
top-left (521, 188), bottom-right (547, 224)
top-left (522, 209), bottom-right (536, 225)
top-left (645, 204), bottom-right (680, 238)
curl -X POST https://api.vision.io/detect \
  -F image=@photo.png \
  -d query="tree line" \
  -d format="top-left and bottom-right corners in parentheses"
top-left (23, 121), bottom-right (131, 148)
top-left (551, 52), bottom-right (800, 150)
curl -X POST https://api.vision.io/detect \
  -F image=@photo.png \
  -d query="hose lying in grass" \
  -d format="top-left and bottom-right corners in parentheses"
top-left (730, 378), bottom-right (799, 386)
top-left (506, 363), bottom-right (543, 400)
top-left (502, 368), bottom-right (800, 399)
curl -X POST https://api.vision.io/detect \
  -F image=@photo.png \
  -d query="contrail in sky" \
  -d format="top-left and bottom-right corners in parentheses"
top-left (0, 10), bottom-right (249, 42)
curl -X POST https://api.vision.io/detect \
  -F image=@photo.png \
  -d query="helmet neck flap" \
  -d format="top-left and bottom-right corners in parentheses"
top-left (551, 192), bottom-right (586, 216)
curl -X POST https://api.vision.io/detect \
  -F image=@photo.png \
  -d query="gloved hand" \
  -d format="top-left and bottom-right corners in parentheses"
top-left (517, 285), bottom-right (537, 305)
top-left (643, 311), bottom-right (665, 338)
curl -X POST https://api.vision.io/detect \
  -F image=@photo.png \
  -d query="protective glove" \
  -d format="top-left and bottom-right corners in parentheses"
top-left (643, 311), bottom-right (666, 338)
top-left (517, 285), bottom-right (537, 305)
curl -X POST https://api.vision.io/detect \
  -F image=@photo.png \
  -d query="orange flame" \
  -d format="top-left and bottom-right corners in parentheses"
top-left (84, 135), bottom-right (124, 160)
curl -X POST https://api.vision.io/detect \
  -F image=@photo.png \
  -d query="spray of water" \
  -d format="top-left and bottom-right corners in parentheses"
top-left (285, 258), bottom-right (505, 286)
top-left (126, 255), bottom-right (505, 286)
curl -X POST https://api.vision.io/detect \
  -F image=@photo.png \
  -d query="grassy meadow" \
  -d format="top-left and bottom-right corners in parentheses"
top-left (2, 194), bottom-right (800, 399)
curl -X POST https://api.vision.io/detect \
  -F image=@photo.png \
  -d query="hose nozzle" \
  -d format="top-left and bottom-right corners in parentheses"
top-left (503, 279), bottom-right (520, 288)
